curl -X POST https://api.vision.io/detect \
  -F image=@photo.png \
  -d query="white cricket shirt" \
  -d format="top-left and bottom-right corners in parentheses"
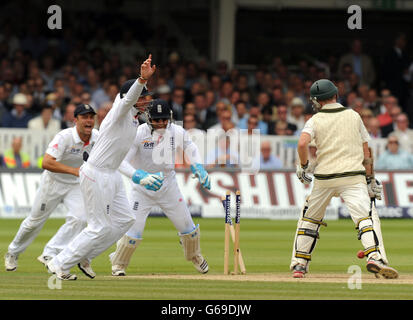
top-left (45, 126), bottom-right (99, 184)
top-left (87, 80), bottom-right (145, 170)
top-left (301, 103), bottom-right (371, 186)
top-left (119, 123), bottom-right (202, 179)
top-left (302, 103), bottom-right (370, 143)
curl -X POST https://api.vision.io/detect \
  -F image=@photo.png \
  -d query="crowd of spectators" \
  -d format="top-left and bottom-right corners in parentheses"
top-left (1, 13), bottom-right (413, 169)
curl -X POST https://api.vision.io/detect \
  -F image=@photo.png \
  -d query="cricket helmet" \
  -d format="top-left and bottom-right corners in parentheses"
top-left (146, 99), bottom-right (173, 131)
top-left (120, 79), bottom-right (153, 98)
top-left (309, 79), bottom-right (338, 111)
top-left (120, 78), bottom-right (154, 115)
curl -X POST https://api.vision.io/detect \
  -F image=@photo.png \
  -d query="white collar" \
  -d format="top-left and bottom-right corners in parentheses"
top-left (72, 126), bottom-right (82, 144)
top-left (321, 102), bottom-right (343, 110)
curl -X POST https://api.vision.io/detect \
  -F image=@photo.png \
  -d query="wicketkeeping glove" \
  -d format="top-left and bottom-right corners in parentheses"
top-left (296, 161), bottom-right (312, 185)
top-left (190, 163), bottom-right (211, 190)
top-left (367, 176), bottom-right (382, 200)
top-left (132, 169), bottom-right (164, 191)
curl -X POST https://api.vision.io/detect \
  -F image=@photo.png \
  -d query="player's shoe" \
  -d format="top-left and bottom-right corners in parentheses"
top-left (292, 264), bottom-right (307, 278)
top-left (46, 260), bottom-right (77, 281)
top-left (366, 258), bottom-right (399, 279)
top-left (111, 264), bottom-right (126, 276)
top-left (4, 252), bottom-right (18, 271)
top-left (191, 254), bottom-right (209, 274)
top-left (37, 255), bottom-right (52, 267)
top-left (78, 260), bottom-right (96, 279)
top-left (109, 252), bottom-right (126, 276)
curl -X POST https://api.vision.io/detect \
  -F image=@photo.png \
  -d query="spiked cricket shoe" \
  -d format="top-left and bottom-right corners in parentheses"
top-left (111, 265), bottom-right (126, 276)
top-left (192, 254), bottom-right (209, 274)
top-left (78, 260), bottom-right (96, 279)
top-left (292, 264), bottom-right (307, 278)
top-left (37, 255), bottom-right (52, 267)
top-left (367, 258), bottom-right (399, 279)
top-left (4, 253), bottom-right (18, 271)
top-left (46, 260), bottom-right (77, 281)
top-left (109, 252), bottom-right (126, 276)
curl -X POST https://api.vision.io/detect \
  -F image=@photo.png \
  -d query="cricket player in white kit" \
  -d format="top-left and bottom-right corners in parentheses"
top-left (47, 55), bottom-right (157, 280)
top-left (110, 99), bottom-right (210, 276)
top-left (5, 104), bottom-right (98, 278)
top-left (291, 79), bottom-right (398, 279)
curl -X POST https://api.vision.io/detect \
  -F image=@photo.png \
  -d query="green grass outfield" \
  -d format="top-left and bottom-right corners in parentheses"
top-left (0, 218), bottom-right (412, 300)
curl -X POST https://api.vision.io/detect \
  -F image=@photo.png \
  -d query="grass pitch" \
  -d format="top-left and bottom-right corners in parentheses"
top-left (0, 217), bottom-right (412, 300)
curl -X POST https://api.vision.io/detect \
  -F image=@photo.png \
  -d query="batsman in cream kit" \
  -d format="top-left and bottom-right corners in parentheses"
top-left (292, 79), bottom-right (398, 279)
top-left (110, 98), bottom-right (211, 276)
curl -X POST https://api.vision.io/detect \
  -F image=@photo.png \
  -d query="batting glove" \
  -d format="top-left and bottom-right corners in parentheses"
top-left (190, 163), bottom-right (211, 190)
top-left (132, 169), bottom-right (164, 191)
top-left (367, 176), bottom-right (382, 200)
top-left (296, 161), bottom-right (312, 185)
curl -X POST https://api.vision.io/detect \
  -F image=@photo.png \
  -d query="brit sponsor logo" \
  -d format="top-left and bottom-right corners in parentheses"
top-left (142, 140), bottom-right (155, 149)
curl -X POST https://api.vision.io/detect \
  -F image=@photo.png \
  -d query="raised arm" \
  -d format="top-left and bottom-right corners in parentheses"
top-left (115, 54), bottom-right (156, 116)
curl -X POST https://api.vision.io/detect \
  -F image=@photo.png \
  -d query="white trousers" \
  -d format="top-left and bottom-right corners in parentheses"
top-left (8, 172), bottom-right (86, 256)
top-left (42, 214), bottom-right (87, 258)
top-left (126, 176), bottom-right (195, 239)
top-left (290, 181), bottom-right (384, 269)
top-left (52, 162), bottom-right (135, 272)
top-left (301, 182), bottom-right (371, 223)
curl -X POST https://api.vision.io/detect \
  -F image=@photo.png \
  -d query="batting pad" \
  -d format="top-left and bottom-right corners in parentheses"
top-left (371, 202), bottom-right (388, 264)
top-left (178, 224), bottom-right (201, 261)
top-left (357, 217), bottom-right (383, 262)
top-left (111, 235), bottom-right (142, 267)
top-left (290, 215), bottom-right (326, 272)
